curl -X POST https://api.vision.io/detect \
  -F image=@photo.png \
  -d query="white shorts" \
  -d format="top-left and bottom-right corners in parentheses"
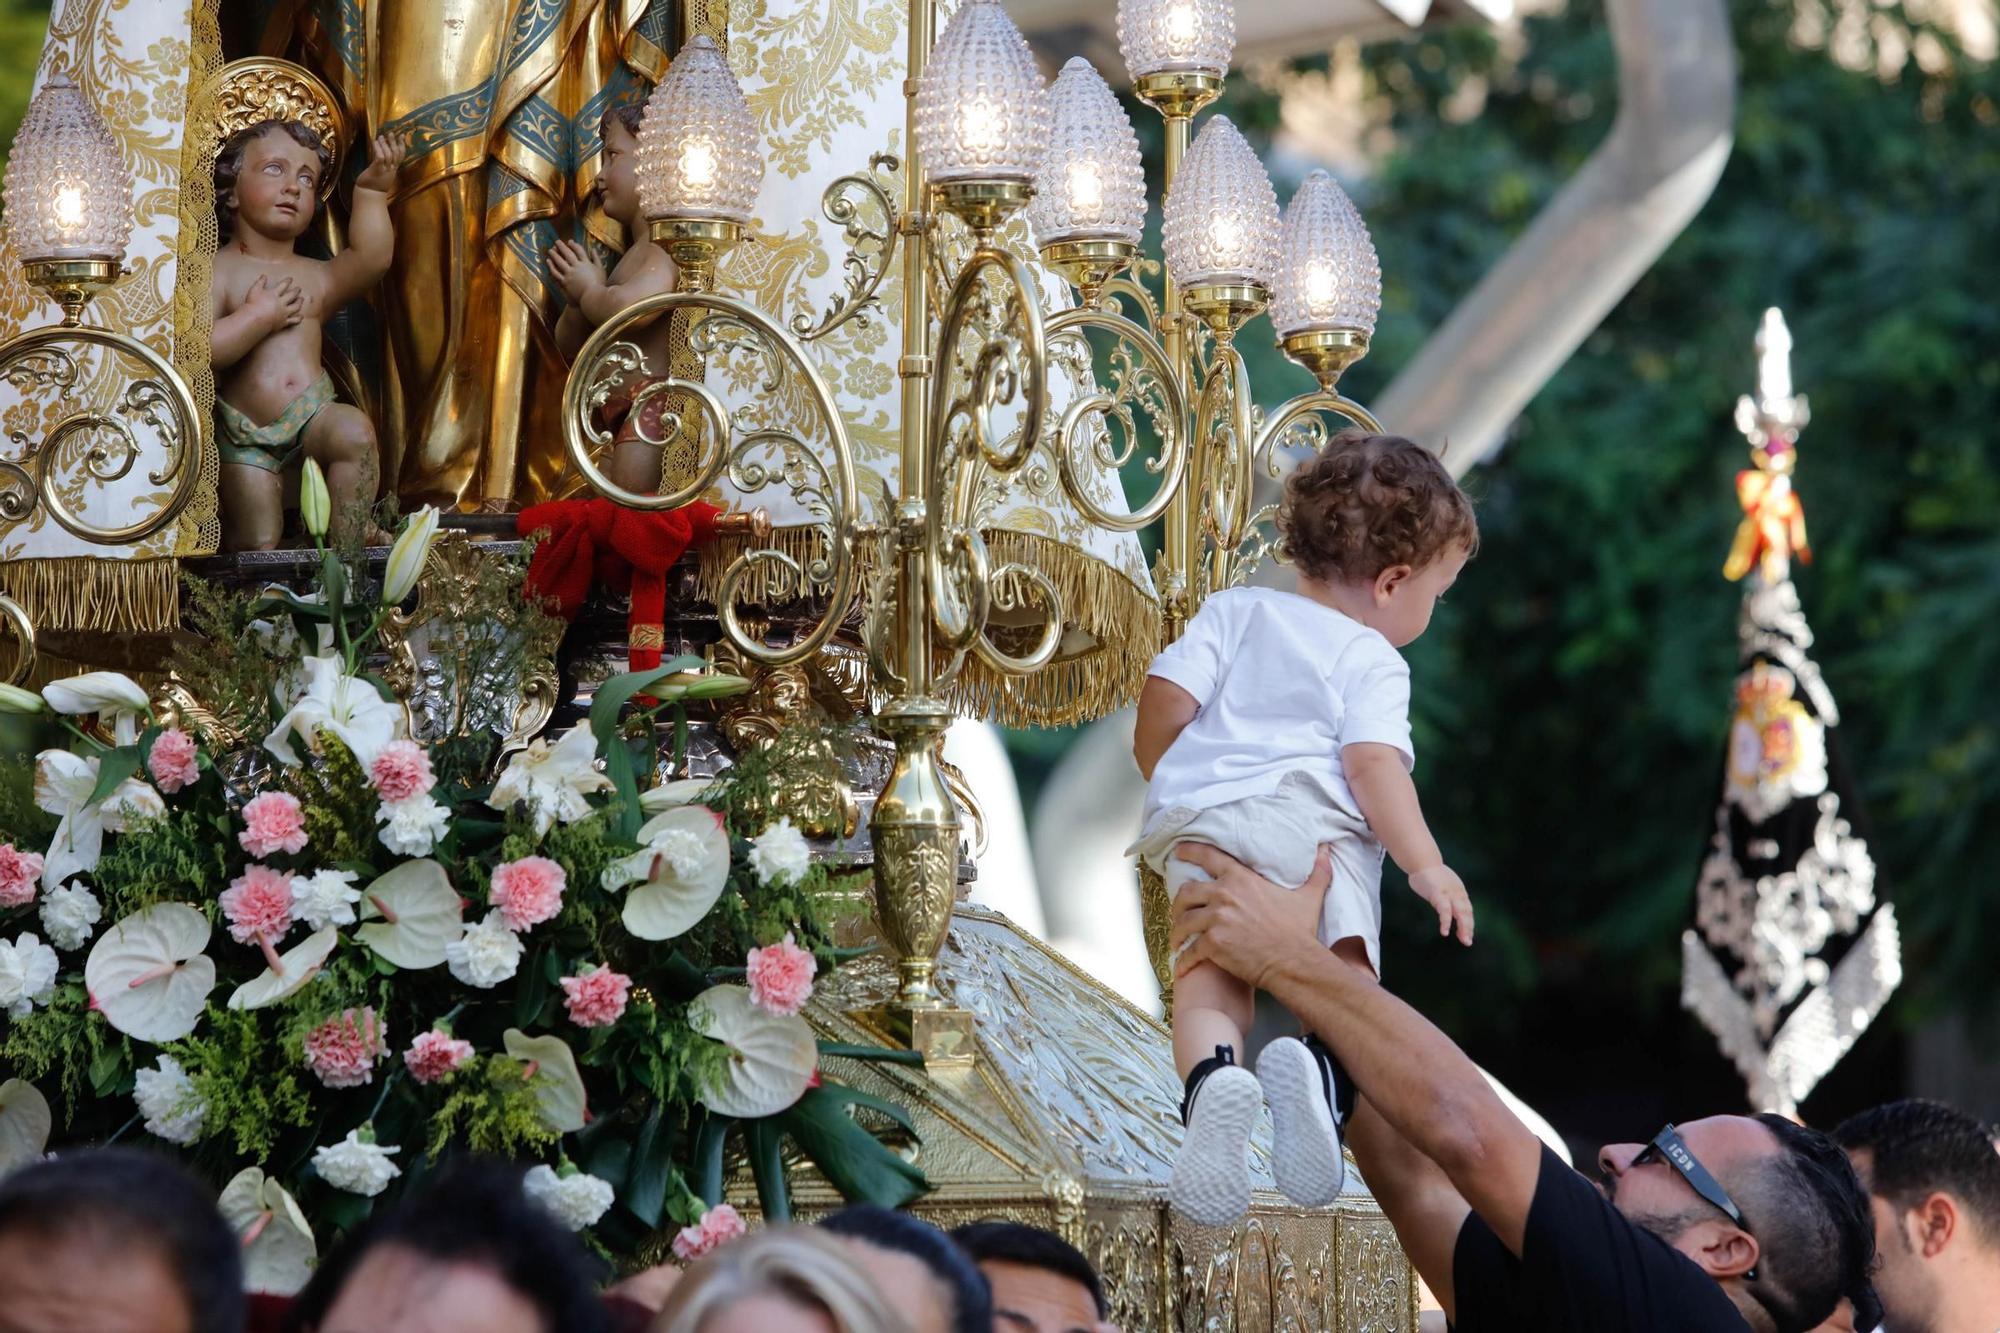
top-left (1129, 771), bottom-right (1385, 975)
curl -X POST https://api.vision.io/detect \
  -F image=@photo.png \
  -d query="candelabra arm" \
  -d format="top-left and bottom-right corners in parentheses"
top-left (1045, 305), bottom-right (1189, 531)
top-left (0, 594), bottom-right (36, 685)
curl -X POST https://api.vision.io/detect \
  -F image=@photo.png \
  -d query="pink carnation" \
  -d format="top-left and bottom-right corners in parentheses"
top-left (369, 740), bottom-right (435, 803)
top-left (489, 856), bottom-right (565, 932)
top-left (147, 729), bottom-right (200, 794)
top-left (746, 933), bottom-right (817, 1016)
top-left (403, 1029), bottom-right (474, 1084)
top-left (304, 1007), bottom-right (389, 1089)
top-left (239, 791), bottom-right (308, 858)
top-left (560, 967), bottom-right (632, 1028)
top-left (671, 1203), bottom-right (746, 1262)
top-left (219, 864), bottom-right (294, 945)
top-left (0, 844), bottom-right (42, 909)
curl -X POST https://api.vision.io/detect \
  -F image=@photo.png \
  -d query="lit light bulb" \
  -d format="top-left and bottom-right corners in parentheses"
top-left (958, 99), bottom-right (1003, 156)
top-left (680, 139), bottom-right (717, 190)
top-left (1208, 215), bottom-right (1242, 261)
top-left (914, 0), bottom-right (1050, 184)
top-left (1066, 161), bottom-right (1104, 220)
top-left (1164, 2), bottom-right (1197, 51)
top-left (52, 184), bottom-right (85, 231)
top-left (1303, 260), bottom-right (1338, 315)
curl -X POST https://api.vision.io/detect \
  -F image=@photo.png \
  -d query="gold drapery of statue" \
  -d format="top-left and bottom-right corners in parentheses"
top-left (251, 0), bottom-right (672, 508)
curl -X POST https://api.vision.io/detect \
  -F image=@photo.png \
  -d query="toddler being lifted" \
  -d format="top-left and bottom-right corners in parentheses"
top-left (1132, 430), bottom-right (1478, 1225)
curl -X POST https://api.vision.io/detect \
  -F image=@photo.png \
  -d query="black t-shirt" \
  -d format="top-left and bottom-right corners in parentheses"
top-left (1451, 1146), bottom-right (1751, 1332)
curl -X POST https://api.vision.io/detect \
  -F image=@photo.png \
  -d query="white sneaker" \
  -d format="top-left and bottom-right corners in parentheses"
top-left (1170, 1062), bottom-right (1261, 1226)
top-left (1258, 1036), bottom-right (1346, 1207)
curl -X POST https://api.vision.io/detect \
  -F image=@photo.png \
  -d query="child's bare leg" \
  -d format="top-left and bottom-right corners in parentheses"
top-left (1173, 958), bottom-right (1255, 1078)
top-left (221, 463), bottom-right (284, 551)
top-left (607, 438), bottom-right (663, 495)
top-left (302, 403), bottom-right (387, 544)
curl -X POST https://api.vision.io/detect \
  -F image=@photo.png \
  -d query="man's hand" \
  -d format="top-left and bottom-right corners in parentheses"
top-left (547, 238), bottom-right (605, 304)
top-left (242, 274), bottom-right (305, 332)
top-left (1409, 865), bottom-right (1474, 946)
top-left (354, 131), bottom-right (409, 193)
top-left (1169, 843), bottom-right (1331, 989)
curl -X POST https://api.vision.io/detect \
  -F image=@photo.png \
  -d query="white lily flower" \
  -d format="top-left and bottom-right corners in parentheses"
top-left (33, 751), bottom-right (164, 892)
top-left (42, 672), bottom-right (149, 744)
top-left (486, 723), bottom-right (612, 836)
top-left (300, 459), bottom-right (332, 540)
top-left (381, 506), bottom-right (441, 605)
top-left (0, 684), bottom-right (44, 714)
top-left (265, 654), bottom-right (404, 768)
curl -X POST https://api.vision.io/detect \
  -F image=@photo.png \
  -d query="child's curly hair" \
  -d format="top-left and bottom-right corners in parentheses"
top-left (214, 119), bottom-right (332, 237)
top-left (1278, 430), bottom-right (1477, 584)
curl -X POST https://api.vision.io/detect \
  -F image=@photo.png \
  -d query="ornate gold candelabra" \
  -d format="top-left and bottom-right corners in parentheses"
top-left (564, 0), bottom-right (1392, 1056)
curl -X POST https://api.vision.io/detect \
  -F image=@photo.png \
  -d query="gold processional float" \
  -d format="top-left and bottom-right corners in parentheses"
top-left (0, 0), bottom-right (1422, 1324)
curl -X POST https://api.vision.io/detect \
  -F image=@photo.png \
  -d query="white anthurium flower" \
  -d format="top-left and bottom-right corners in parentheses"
top-left (219, 1167), bottom-right (317, 1295)
top-left (503, 1029), bottom-right (589, 1133)
top-left (637, 778), bottom-right (716, 815)
top-left (0, 1079), bottom-right (52, 1174)
top-left (486, 723), bottom-right (611, 836)
top-left (228, 926), bottom-right (339, 1010)
top-left (355, 859), bottom-right (463, 970)
top-left (689, 984), bottom-right (817, 1119)
top-left (31, 751), bottom-right (160, 892)
top-left (607, 806), bottom-right (732, 942)
top-left (84, 903), bottom-right (217, 1044)
top-left (381, 505), bottom-right (442, 605)
top-left (42, 672), bottom-right (150, 743)
top-left (265, 653), bottom-right (404, 768)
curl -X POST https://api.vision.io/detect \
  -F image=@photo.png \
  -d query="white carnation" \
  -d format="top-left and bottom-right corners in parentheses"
top-left (376, 794), bottom-right (450, 857)
top-left (747, 818), bottom-right (812, 888)
top-left (133, 1055), bottom-right (208, 1147)
top-left (0, 932), bottom-right (58, 1018)
top-left (522, 1164), bottom-right (615, 1230)
top-left (444, 912), bottom-right (522, 989)
top-left (312, 1129), bottom-right (401, 1197)
top-left (39, 882), bottom-right (101, 951)
top-left (291, 869), bottom-right (362, 931)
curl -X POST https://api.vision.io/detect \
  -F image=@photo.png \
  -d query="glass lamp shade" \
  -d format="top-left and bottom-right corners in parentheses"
top-left (635, 35), bottom-right (764, 223)
top-left (1027, 58), bottom-right (1146, 247)
top-left (914, 0), bottom-right (1050, 184)
top-left (1, 73), bottom-right (133, 263)
top-left (1161, 116), bottom-right (1279, 290)
top-left (1117, 0), bottom-right (1235, 79)
top-left (1272, 169), bottom-right (1381, 339)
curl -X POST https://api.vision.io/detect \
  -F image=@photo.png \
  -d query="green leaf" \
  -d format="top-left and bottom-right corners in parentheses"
top-left (625, 1105), bottom-right (674, 1227)
top-left (692, 1113), bottom-right (729, 1207)
top-left (88, 1044), bottom-right (124, 1097)
top-left (319, 551), bottom-right (349, 623)
top-left (85, 746), bottom-right (143, 807)
top-left (815, 1041), bottom-right (927, 1067)
top-left (778, 1086), bottom-right (928, 1209)
top-left (745, 1116), bottom-right (792, 1223)
top-left (587, 657), bottom-right (705, 758)
top-left (586, 1135), bottom-right (634, 1194)
top-left (812, 1081), bottom-right (919, 1138)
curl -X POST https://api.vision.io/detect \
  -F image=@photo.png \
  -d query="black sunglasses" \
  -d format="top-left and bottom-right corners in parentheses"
top-left (1631, 1123), bottom-right (1751, 1232)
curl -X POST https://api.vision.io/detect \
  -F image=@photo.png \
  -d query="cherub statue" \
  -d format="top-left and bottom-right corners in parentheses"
top-left (549, 105), bottom-right (679, 496)
top-left (211, 121), bottom-right (406, 549)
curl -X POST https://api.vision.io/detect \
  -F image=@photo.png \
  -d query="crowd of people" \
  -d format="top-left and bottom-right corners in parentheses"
top-left (0, 1086), bottom-right (1993, 1331)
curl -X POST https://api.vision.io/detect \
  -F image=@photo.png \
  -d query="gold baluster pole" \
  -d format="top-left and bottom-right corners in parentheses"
top-left (1132, 71), bottom-right (1221, 643)
top-left (867, 0), bottom-right (973, 1063)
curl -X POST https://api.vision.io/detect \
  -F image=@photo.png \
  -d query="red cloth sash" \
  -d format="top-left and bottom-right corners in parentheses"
top-left (517, 497), bottom-right (720, 671)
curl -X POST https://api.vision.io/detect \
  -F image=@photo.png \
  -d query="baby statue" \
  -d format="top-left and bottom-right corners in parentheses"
top-left (211, 121), bottom-right (406, 549)
top-left (550, 105), bottom-right (679, 496)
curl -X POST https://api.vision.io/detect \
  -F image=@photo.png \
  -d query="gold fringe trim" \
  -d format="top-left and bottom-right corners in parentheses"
top-left (0, 556), bottom-right (180, 635)
top-left (695, 526), bottom-right (1161, 729)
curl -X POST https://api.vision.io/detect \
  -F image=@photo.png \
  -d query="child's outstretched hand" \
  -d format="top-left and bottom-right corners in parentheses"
top-left (355, 131), bottom-right (410, 193)
top-left (1410, 865), bottom-right (1474, 946)
top-left (547, 238), bottom-right (604, 303)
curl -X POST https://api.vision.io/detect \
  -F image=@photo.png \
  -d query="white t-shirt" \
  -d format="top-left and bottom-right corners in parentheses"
top-left (1143, 586), bottom-right (1414, 822)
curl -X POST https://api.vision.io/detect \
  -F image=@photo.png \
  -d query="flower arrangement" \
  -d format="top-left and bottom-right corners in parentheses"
top-left (0, 474), bottom-right (926, 1288)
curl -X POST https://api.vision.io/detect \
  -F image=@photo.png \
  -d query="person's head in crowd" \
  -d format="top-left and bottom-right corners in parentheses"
top-left (1597, 1114), bottom-right (1875, 1333)
top-left (0, 1147), bottom-right (245, 1333)
top-left (1836, 1098), bottom-right (2000, 1333)
top-left (817, 1204), bottom-right (992, 1333)
top-left (286, 1158), bottom-right (608, 1333)
top-left (951, 1222), bottom-right (1107, 1333)
top-left (650, 1226), bottom-right (912, 1333)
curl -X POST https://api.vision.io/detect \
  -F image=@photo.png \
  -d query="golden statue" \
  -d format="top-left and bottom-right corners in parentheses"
top-left (246, 0), bottom-right (676, 509)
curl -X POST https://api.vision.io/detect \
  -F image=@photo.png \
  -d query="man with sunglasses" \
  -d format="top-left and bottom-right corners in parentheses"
top-left (1169, 843), bottom-right (1876, 1332)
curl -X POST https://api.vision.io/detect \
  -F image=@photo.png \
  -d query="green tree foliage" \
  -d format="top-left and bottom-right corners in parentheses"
top-left (0, 2), bottom-right (52, 217)
top-left (1308, 0), bottom-right (2000, 1046)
